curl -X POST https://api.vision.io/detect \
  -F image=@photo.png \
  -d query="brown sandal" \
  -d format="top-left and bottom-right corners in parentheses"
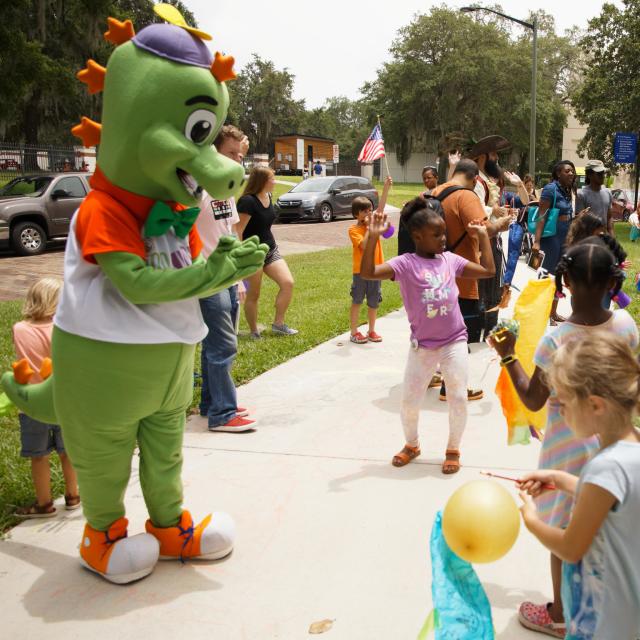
top-left (15, 501), bottom-right (56, 519)
top-left (392, 445), bottom-right (421, 467)
top-left (65, 495), bottom-right (81, 510)
top-left (442, 449), bottom-right (461, 474)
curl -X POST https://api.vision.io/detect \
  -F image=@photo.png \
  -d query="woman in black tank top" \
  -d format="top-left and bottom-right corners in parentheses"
top-left (237, 166), bottom-right (298, 338)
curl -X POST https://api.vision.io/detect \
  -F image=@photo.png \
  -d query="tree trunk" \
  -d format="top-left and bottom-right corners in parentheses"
top-left (36, 0), bottom-right (47, 43)
top-left (23, 90), bottom-right (41, 170)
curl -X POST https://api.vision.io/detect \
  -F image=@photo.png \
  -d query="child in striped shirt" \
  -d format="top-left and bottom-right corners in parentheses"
top-left (488, 235), bottom-right (638, 638)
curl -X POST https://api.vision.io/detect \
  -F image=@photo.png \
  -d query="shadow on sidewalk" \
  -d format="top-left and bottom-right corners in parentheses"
top-left (328, 458), bottom-right (461, 493)
top-left (0, 540), bottom-right (223, 622)
top-left (372, 383), bottom-right (494, 417)
top-left (483, 582), bottom-right (550, 639)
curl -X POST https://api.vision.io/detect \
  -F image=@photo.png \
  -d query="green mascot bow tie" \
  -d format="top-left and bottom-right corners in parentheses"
top-left (144, 201), bottom-right (200, 239)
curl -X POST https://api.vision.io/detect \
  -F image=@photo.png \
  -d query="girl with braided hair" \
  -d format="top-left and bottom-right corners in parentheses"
top-left (566, 215), bottom-right (629, 309)
top-left (488, 235), bottom-right (638, 638)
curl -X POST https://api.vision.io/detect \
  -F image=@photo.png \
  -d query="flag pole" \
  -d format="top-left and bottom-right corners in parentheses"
top-left (377, 114), bottom-right (391, 180)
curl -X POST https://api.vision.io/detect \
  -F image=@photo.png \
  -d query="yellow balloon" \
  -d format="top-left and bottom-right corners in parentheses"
top-left (442, 480), bottom-right (520, 563)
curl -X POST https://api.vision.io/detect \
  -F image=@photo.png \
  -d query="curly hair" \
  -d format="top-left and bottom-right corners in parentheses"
top-left (566, 211), bottom-right (606, 246)
top-left (400, 196), bottom-right (443, 232)
top-left (22, 277), bottom-right (62, 321)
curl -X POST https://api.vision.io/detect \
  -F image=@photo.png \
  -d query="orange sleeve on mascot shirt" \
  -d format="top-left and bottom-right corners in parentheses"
top-left (75, 191), bottom-right (147, 264)
top-left (76, 192), bottom-right (203, 263)
top-left (188, 227), bottom-right (202, 259)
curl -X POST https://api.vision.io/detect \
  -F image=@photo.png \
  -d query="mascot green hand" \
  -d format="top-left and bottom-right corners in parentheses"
top-left (1, 5), bottom-right (267, 585)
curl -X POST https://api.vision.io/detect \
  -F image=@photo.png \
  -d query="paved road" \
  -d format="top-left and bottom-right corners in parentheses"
top-left (0, 207), bottom-right (401, 301)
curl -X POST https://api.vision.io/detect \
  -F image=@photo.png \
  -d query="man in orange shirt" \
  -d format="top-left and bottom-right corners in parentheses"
top-left (348, 176), bottom-right (392, 343)
top-left (432, 159), bottom-right (509, 400)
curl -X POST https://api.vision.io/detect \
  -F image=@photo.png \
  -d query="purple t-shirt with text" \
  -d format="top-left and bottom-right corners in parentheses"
top-left (387, 252), bottom-right (469, 348)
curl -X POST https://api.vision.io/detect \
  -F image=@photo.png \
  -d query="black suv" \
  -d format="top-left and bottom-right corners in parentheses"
top-left (275, 176), bottom-right (379, 223)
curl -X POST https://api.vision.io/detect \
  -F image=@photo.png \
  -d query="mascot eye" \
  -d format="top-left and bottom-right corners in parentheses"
top-left (185, 109), bottom-right (217, 145)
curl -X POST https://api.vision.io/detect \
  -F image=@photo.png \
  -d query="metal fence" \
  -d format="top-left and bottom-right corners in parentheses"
top-left (0, 142), bottom-right (97, 182)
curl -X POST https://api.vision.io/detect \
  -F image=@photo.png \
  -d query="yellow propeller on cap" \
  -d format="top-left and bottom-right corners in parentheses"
top-left (153, 3), bottom-right (212, 41)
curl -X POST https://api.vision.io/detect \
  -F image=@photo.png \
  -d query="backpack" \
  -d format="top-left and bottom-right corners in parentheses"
top-left (397, 185), bottom-right (474, 256)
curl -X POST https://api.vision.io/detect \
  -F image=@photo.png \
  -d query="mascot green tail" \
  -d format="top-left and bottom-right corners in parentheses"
top-left (1, 370), bottom-right (56, 424)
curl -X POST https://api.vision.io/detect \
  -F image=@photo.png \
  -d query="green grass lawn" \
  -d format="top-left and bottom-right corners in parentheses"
top-left (372, 179), bottom-right (424, 209)
top-left (0, 238), bottom-right (401, 531)
top-left (615, 222), bottom-right (640, 320)
top-left (272, 174), bottom-right (304, 202)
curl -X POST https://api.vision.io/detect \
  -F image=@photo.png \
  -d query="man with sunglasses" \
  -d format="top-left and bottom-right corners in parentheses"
top-left (575, 159), bottom-right (614, 236)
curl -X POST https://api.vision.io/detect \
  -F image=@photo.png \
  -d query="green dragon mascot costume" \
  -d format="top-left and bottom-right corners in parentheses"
top-left (1, 5), bottom-right (268, 584)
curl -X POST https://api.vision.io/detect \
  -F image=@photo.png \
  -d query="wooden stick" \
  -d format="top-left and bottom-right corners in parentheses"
top-left (377, 115), bottom-right (392, 180)
top-left (480, 470), bottom-right (555, 491)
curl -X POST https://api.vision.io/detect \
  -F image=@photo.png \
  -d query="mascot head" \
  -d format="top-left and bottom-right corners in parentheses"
top-left (73, 4), bottom-right (244, 205)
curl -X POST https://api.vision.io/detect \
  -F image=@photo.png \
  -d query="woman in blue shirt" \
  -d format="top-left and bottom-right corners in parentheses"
top-left (532, 160), bottom-right (576, 322)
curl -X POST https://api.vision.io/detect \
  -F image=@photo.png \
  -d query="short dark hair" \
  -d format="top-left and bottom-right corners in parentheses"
top-left (352, 196), bottom-right (373, 216)
top-left (422, 165), bottom-right (438, 178)
top-left (400, 196), bottom-right (443, 232)
top-left (452, 158), bottom-right (479, 180)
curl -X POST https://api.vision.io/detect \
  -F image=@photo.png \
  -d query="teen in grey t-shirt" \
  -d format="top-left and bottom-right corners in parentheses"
top-left (575, 184), bottom-right (612, 225)
top-left (575, 161), bottom-right (613, 233)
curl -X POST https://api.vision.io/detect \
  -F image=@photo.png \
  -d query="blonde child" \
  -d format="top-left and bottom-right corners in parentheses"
top-left (13, 278), bottom-right (79, 518)
top-left (519, 334), bottom-right (640, 640)
top-left (348, 175), bottom-right (392, 344)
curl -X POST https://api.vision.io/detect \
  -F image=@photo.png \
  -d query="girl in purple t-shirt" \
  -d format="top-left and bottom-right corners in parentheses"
top-left (360, 198), bottom-right (495, 474)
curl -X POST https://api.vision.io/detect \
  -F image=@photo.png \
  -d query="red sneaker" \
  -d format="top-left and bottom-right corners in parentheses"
top-left (209, 416), bottom-right (257, 433)
top-left (350, 331), bottom-right (368, 344)
top-left (236, 406), bottom-right (249, 418)
top-left (367, 331), bottom-right (383, 343)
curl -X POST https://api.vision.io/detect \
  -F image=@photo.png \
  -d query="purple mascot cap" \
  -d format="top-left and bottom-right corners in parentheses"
top-left (132, 23), bottom-right (213, 68)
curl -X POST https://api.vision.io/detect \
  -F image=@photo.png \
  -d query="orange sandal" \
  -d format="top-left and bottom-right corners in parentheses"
top-left (392, 445), bottom-right (421, 467)
top-left (442, 449), bottom-right (461, 474)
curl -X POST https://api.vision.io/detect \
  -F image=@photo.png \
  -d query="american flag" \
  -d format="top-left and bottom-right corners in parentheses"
top-left (358, 123), bottom-right (385, 163)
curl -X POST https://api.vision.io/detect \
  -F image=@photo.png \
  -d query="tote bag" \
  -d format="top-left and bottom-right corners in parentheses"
top-left (527, 184), bottom-right (560, 238)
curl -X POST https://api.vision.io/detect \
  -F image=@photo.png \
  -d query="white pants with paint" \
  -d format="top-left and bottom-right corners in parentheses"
top-left (400, 340), bottom-right (468, 449)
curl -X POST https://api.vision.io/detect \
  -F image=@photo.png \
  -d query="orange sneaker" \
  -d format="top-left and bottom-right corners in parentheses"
top-left (146, 510), bottom-right (235, 561)
top-left (79, 517), bottom-right (160, 584)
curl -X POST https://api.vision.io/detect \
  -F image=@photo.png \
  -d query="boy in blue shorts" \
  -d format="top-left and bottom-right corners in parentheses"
top-left (348, 176), bottom-right (392, 343)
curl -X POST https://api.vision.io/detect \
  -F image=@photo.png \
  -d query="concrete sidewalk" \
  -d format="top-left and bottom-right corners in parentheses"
top-left (0, 256), bottom-right (568, 639)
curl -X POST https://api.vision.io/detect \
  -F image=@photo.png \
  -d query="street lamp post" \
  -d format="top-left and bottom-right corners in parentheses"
top-left (460, 6), bottom-right (538, 179)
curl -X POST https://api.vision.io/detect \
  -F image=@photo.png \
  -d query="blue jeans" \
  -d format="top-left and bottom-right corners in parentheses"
top-left (540, 219), bottom-right (570, 274)
top-left (199, 285), bottom-right (239, 427)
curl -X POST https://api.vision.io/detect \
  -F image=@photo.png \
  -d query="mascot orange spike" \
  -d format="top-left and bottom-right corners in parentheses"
top-left (71, 117), bottom-right (102, 147)
top-left (211, 52), bottom-right (237, 82)
top-left (104, 17), bottom-right (135, 45)
top-left (77, 60), bottom-right (107, 94)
